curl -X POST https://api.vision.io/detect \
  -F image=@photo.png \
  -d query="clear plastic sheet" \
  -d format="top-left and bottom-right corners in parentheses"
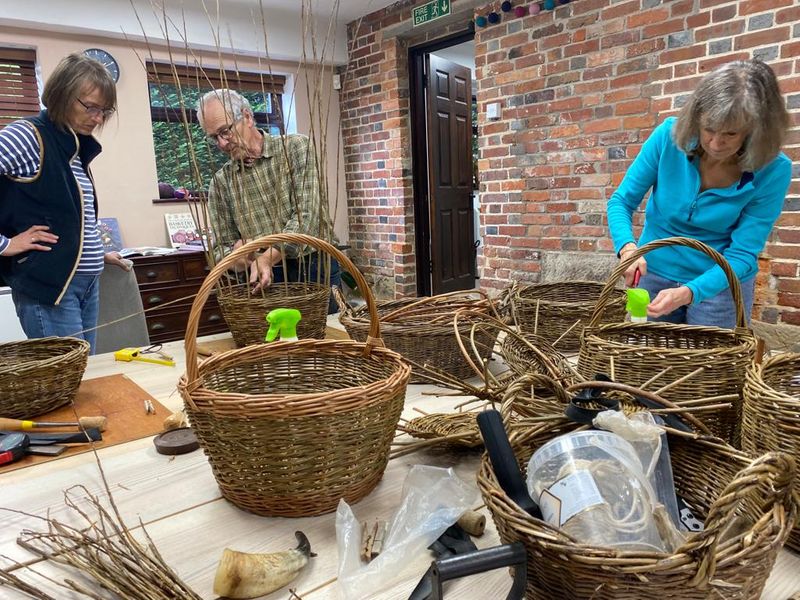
top-left (336, 465), bottom-right (477, 600)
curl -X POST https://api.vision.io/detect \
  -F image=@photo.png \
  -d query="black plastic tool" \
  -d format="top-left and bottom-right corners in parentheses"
top-left (409, 525), bottom-right (478, 600)
top-left (0, 433), bottom-right (29, 466)
top-left (476, 410), bottom-right (542, 520)
top-left (0, 428), bottom-right (102, 445)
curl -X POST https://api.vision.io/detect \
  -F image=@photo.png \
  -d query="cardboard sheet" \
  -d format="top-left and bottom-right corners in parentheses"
top-left (1, 374), bottom-right (170, 472)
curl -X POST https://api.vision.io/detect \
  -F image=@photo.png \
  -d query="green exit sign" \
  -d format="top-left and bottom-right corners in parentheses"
top-left (412, 0), bottom-right (451, 27)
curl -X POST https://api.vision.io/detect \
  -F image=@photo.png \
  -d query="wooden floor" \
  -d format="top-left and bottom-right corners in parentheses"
top-left (1, 324), bottom-right (798, 600)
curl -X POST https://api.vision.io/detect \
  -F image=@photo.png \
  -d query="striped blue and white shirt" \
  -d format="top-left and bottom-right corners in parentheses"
top-left (0, 120), bottom-right (104, 275)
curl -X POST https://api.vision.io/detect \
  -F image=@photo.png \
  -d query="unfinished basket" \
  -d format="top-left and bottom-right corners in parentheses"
top-left (500, 331), bottom-right (577, 382)
top-left (578, 237), bottom-right (756, 443)
top-left (507, 281), bottom-right (627, 352)
top-left (336, 290), bottom-right (500, 384)
top-left (0, 337), bottom-right (89, 419)
top-left (743, 352), bottom-right (800, 552)
top-left (216, 279), bottom-right (329, 346)
top-left (477, 414), bottom-right (796, 599)
top-left (179, 234), bottom-right (411, 517)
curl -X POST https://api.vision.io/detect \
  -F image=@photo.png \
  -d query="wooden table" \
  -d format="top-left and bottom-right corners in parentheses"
top-left (2, 330), bottom-right (799, 600)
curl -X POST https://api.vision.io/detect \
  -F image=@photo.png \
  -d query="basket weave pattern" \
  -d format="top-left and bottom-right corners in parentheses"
top-left (179, 234), bottom-right (411, 517)
top-left (508, 281), bottom-right (627, 352)
top-left (0, 337), bottom-right (89, 418)
top-left (743, 352), bottom-right (800, 552)
top-left (478, 420), bottom-right (796, 599)
top-left (578, 237), bottom-right (756, 443)
top-left (337, 292), bottom-right (499, 384)
top-left (217, 281), bottom-right (329, 346)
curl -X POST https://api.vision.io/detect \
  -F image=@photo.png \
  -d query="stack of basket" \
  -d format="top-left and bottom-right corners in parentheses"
top-left (336, 289), bottom-right (501, 383)
top-left (179, 234), bottom-right (411, 517)
top-left (0, 337), bottom-right (89, 419)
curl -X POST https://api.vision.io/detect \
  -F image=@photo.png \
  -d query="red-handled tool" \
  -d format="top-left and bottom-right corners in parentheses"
top-left (0, 433), bottom-right (29, 466)
top-left (633, 267), bottom-right (641, 288)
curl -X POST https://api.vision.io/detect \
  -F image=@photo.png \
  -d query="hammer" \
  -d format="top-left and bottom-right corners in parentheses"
top-left (0, 416), bottom-right (107, 432)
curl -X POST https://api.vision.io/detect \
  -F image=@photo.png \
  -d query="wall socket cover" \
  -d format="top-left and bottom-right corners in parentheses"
top-left (486, 101), bottom-right (501, 120)
top-left (332, 74), bottom-right (342, 90)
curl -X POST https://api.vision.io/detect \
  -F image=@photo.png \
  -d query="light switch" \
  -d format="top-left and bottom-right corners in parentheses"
top-left (486, 101), bottom-right (501, 120)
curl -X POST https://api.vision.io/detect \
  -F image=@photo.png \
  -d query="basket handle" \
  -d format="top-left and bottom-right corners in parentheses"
top-left (183, 233), bottom-right (382, 382)
top-left (589, 237), bottom-right (747, 329)
top-left (688, 451), bottom-right (796, 586)
top-left (332, 286), bottom-right (353, 317)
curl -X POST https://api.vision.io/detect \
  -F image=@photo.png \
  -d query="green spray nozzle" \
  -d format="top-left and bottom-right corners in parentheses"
top-left (626, 288), bottom-right (650, 321)
top-left (265, 308), bottom-right (302, 342)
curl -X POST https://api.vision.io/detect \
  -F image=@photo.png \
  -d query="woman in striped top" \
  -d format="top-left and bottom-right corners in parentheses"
top-left (0, 53), bottom-right (129, 353)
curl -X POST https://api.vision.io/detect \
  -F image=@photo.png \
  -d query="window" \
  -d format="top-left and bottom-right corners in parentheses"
top-left (0, 48), bottom-right (39, 127)
top-left (147, 62), bottom-right (285, 194)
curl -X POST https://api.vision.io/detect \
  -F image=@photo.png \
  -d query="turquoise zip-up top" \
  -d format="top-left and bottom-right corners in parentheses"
top-left (607, 117), bottom-right (792, 305)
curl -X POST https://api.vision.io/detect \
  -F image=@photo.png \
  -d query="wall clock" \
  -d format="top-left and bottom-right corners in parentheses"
top-left (83, 48), bottom-right (120, 83)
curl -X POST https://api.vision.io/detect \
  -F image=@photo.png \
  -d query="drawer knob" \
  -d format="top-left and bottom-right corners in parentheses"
top-left (207, 314), bottom-right (222, 322)
top-left (146, 270), bottom-right (158, 279)
top-left (151, 323), bottom-right (166, 331)
top-left (147, 295), bottom-right (163, 305)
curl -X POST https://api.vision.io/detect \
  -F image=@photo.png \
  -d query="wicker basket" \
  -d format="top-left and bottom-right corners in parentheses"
top-left (507, 281), bottom-right (627, 353)
top-left (0, 337), bottom-right (90, 419)
top-left (336, 290), bottom-right (500, 384)
top-left (179, 234), bottom-right (411, 517)
top-left (477, 413), bottom-right (796, 599)
top-left (743, 352), bottom-right (800, 552)
top-left (216, 279), bottom-right (329, 346)
top-left (578, 237), bottom-right (756, 444)
top-left (501, 331), bottom-right (577, 382)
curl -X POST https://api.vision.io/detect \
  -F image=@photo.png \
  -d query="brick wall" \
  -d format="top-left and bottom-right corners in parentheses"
top-left (474, 0), bottom-right (799, 323)
top-left (341, 0), bottom-right (799, 322)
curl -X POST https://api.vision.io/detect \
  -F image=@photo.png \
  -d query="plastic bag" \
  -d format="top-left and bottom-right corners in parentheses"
top-left (336, 465), bottom-right (477, 600)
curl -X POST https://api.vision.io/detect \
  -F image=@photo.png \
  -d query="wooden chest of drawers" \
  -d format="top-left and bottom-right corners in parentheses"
top-left (132, 251), bottom-right (228, 343)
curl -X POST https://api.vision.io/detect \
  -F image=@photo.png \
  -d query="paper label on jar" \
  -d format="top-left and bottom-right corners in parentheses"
top-left (539, 470), bottom-right (605, 527)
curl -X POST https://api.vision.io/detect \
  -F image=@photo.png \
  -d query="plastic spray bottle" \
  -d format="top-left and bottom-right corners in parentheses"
top-left (265, 308), bottom-right (302, 342)
top-left (626, 269), bottom-right (650, 323)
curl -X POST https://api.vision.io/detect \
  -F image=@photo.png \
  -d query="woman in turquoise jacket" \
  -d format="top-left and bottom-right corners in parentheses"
top-left (607, 59), bottom-right (791, 328)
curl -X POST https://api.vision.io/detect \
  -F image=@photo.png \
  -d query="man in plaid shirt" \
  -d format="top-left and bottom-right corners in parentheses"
top-left (198, 89), bottom-right (340, 311)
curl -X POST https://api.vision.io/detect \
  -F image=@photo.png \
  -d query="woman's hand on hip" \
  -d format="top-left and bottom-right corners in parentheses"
top-left (619, 243), bottom-right (647, 287)
top-left (0, 225), bottom-right (59, 257)
top-left (648, 286), bottom-right (693, 318)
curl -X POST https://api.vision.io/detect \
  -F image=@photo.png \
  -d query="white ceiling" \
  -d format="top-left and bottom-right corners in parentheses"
top-left (221, 0), bottom-right (401, 23)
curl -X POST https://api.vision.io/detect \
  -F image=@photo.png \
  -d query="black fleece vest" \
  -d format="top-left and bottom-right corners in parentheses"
top-left (0, 110), bottom-right (101, 305)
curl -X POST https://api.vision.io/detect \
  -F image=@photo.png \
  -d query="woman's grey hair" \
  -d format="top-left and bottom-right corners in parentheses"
top-left (42, 53), bottom-right (117, 130)
top-left (196, 89), bottom-right (252, 128)
top-left (673, 59), bottom-right (789, 171)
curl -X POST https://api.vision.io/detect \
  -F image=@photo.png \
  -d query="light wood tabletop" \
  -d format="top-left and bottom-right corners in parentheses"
top-left (1, 329), bottom-right (798, 600)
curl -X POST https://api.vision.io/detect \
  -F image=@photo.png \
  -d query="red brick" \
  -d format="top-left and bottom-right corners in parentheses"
top-left (626, 7), bottom-right (670, 28)
top-left (735, 27), bottom-right (792, 50)
top-left (776, 5), bottom-right (800, 24)
top-left (740, 0), bottom-right (793, 16)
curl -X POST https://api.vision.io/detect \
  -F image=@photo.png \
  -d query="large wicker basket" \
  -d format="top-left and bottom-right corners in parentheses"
top-left (742, 352), bottom-right (800, 552)
top-left (0, 337), bottom-right (90, 419)
top-left (578, 237), bottom-right (756, 443)
top-left (507, 281), bottom-right (627, 352)
top-left (216, 278), bottom-right (330, 346)
top-left (477, 413), bottom-right (796, 599)
top-left (179, 234), bottom-right (411, 517)
top-left (336, 290), bottom-right (500, 384)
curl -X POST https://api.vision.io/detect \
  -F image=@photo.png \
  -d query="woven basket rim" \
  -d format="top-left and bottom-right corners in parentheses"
top-left (753, 353), bottom-right (800, 404)
top-left (0, 336), bottom-right (90, 375)
top-left (178, 339), bottom-right (410, 417)
top-left (514, 281), bottom-right (627, 308)
top-left (582, 322), bottom-right (755, 356)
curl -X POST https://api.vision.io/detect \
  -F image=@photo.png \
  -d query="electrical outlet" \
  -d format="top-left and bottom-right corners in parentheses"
top-left (332, 73), bottom-right (342, 90)
top-left (486, 102), bottom-right (501, 120)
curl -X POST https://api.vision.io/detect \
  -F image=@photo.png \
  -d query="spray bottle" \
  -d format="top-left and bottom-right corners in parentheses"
top-left (626, 268), bottom-right (650, 323)
top-left (265, 308), bottom-right (302, 342)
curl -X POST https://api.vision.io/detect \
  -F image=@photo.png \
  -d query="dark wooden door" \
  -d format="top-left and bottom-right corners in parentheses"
top-left (426, 54), bottom-right (475, 295)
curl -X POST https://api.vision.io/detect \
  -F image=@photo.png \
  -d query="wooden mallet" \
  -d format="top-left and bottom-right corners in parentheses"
top-left (0, 416), bottom-right (108, 432)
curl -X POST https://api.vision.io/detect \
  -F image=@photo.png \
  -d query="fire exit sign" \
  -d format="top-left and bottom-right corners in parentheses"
top-left (412, 0), bottom-right (451, 27)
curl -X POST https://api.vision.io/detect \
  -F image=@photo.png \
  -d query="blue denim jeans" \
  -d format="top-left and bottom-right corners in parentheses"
top-left (638, 271), bottom-right (754, 329)
top-left (12, 273), bottom-right (101, 353)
